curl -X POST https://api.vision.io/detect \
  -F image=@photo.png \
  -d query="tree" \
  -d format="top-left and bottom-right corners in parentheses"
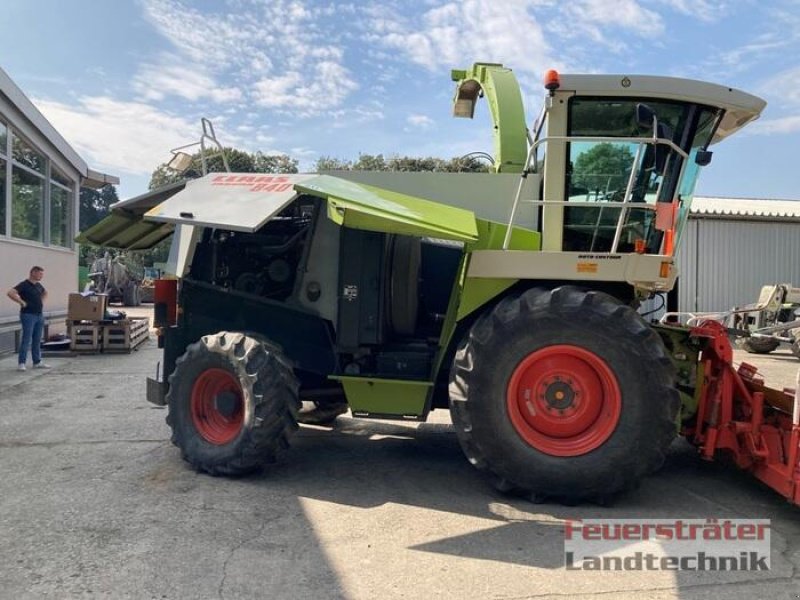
top-left (314, 156), bottom-right (352, 171)
top-left (253, 153), bottom-right (299, 174)
top-left (313, 153), bottom-right (490, 173)
top-left (572, 143), bottom-right (635, 198)
top-left (78, 185), bottom-right (120, 266)
top-left (80, 185), bottom-right (119, 231)
top-left (149, 147), bottom-right (298, 189)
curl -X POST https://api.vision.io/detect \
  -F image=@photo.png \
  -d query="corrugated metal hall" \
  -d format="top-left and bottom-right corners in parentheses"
top-left (675, 196), bottom-right (800, 314)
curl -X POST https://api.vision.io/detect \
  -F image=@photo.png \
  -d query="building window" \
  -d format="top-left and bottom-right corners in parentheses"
top-left (12, 165), bottom-right (44, 242)
top-left (0, 121), bottom-right (6, 236)
top-left (12, 132), bottom-right (45, 174)
top-left (0, 123), bottom-right (75, 247)
top-left (0, 158), bottom-right (5, 236)
top-left (51, 165), bottom-right (71, 187)
top-left (50, 166), bottom-right (71, 247)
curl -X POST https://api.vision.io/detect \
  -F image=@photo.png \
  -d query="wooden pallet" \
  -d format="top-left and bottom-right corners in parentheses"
top-left (103, 317), bottom-right (150, 353)
top-left (68, 321), bottom-right (103, 353)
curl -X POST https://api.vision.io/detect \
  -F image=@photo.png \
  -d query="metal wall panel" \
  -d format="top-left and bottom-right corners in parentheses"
top-left (0, 331), bottom-right (15, 354)
top-left (677, 218), bottom-right (800, 313)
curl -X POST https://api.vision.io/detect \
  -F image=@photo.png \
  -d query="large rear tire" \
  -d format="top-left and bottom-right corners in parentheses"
top-left (737, 337), bottom-right (780, 354)
top-left (166, 331), bottom-right (300, 476)
top-left (791, 332), bottom-right (800, 360)
top-left (449, 286), bottom-right (679, 502)
top-left (123, 282), bottom-right (141, 307)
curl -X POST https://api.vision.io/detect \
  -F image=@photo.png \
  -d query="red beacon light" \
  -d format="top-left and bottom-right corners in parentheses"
top-left (543, 69), bottom-right (561, 92)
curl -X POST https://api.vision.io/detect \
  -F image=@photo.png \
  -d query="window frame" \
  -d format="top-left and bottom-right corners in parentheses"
top-left (1, 118), bottom-right (7, 237)
top-left (49, 177), bottom-right (73, 248)
top-left (10, 149), bottom-right (47, 243)
top-left (0, 116), bottom-right (76, 249)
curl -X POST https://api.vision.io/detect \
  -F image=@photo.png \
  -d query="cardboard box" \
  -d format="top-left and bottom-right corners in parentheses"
top-left (68, 293), bottom-right (108, 321)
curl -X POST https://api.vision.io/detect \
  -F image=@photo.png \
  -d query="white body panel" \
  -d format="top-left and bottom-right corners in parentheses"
top-left (145, 174), bottom-right (317, 231)
top-left (468, 250), bottom-right (677, 292)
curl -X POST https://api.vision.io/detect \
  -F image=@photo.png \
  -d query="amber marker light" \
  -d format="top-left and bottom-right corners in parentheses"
top-left (544, 69), bottom-right (561, 92)
top-left (663, 229), bottom-right (675, 256)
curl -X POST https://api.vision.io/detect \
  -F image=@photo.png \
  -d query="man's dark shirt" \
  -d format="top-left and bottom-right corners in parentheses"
top-left (14, 280), bottom-right (45, 315)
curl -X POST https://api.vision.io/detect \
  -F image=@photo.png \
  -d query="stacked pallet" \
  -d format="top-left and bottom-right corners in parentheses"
top-left (103, 318), bottom-right (150, 353)
top-left (69, 321), bottom-right (103, 353)
top-left (68, 317), bottom-right (150, 353)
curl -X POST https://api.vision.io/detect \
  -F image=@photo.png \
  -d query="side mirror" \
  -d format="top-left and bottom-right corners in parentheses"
top-left (167, 151), bottom-right (194, 174)
top-left (635, 103), bottom-right (656, 130)
top-left (695, 150), bottom-right (713, 166)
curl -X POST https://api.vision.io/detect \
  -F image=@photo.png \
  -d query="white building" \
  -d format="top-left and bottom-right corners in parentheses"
top-left (0, 66), bottom-right (117, 353)
top-left (677, 197), bottom-right (800, 313)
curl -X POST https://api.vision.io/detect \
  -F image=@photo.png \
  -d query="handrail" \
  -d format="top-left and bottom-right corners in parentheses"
top-left (528, 135), bottom-right (689, 160)
top-left (511, 199), bottom-right (659, 208)
top-left (502, 133), bottom-right (687, 250)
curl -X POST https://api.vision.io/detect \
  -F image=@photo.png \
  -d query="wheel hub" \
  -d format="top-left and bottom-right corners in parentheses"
top-left (214, 390), bottom-right (240, 418)
top-left (506, 345), bottom-right (622, 456)
top-left (542, 378), bottom-right (577, 411)
top-left (190, 368), bottom-right (244, 445)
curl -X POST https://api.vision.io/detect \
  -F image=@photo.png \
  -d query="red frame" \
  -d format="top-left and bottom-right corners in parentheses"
top-left (687, 320), bottom-right (800, 505)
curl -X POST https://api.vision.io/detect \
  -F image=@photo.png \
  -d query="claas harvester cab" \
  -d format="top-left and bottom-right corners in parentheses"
top-left (82, 63), bottom-right (775, 503)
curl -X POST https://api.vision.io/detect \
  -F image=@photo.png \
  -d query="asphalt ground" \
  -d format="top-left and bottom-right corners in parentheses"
top-left (1, 308), bottom-right (799, 599)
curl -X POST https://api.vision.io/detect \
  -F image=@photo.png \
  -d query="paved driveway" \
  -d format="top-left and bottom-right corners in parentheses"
top-left (1, 330), bottom-right (799, 599)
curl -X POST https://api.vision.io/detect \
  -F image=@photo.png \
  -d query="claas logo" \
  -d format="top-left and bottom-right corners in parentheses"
top-left (211, 174), bottom-right (293, 192)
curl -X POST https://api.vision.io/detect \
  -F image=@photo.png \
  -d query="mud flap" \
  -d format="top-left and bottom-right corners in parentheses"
top-left (146, 377), bottom-right (168, 406)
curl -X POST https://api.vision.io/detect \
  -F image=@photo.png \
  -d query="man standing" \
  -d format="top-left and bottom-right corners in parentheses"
top-left (7, 266), bottom-right (50, 371)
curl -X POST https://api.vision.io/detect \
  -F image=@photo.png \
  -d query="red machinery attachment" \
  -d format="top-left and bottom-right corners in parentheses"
top-left (687, 319), bottom-right (800, 505)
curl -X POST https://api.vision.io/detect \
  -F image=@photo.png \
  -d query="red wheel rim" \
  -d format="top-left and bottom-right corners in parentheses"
top-left (506, 345), bottom-right (622, 456)
top-left (190, 368), bottom-right (244, 445)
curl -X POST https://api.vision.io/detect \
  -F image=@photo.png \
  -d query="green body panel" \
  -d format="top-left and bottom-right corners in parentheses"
top-left (470, 219), bottom-right (541, 252)
top-left (332, 216), bottom-right (542, 419)
top-left (74, 180), bottom-right (186, 250)
top-left (296, 175), bottom-right (478, 242)
top-left (651, 324), bottom-right (703, 426)
top-left (334, 376), bottom-right (432, 419)
top-left (456, 220), bottom-right (540, 320)
top-left (451, 63), bottom-right (528, 173)
top-left (430, 220), bottom-right (542, 392)
top-left (430, 255), bottom-right (470, 387)
top-left (76, 211), bottom-right (174, 250)
top-left (457, 277), bottom-right (518, 321)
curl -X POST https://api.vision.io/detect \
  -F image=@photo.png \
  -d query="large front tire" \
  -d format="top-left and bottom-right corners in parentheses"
top-left (166, 331), bottom-right (300, 476)
top-left (449, 286), bottom-right (679, 502)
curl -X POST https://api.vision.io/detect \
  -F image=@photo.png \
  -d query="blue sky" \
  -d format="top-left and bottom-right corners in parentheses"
top-left (1, 0), bottom-right (799, 201)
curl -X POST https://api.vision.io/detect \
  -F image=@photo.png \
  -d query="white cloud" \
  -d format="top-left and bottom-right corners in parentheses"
top-left (760, 66), bottom-right (800, 107)
top-left (366, 0), bottom-right (555, 77)
top-left (748, 115), bottom-right (800, 135)
top-left (139, 0), bottom-right (359, 115)
top-left (682, 4), bottom-right (800, 81)
top-left (253, 62), bottom-right (359, 115)
top-left (570, 0), bottom-right (663, 33)
top-left (558, 0), bottom-right (663, 50)
top-left (252, 73), bottom-right (304, 108)
top-left (32, 96), bottom-right (204, 177)
top-left (715, 38), bottom-right (791, 76)
top-left (133, 60), bottom-right (242, 104)
top-left (407, 114), bottom-right (434, 129)
top-left (365, 0), bottom-right (669, 77)
top-left (658, 0), bottom-right (729, 22)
